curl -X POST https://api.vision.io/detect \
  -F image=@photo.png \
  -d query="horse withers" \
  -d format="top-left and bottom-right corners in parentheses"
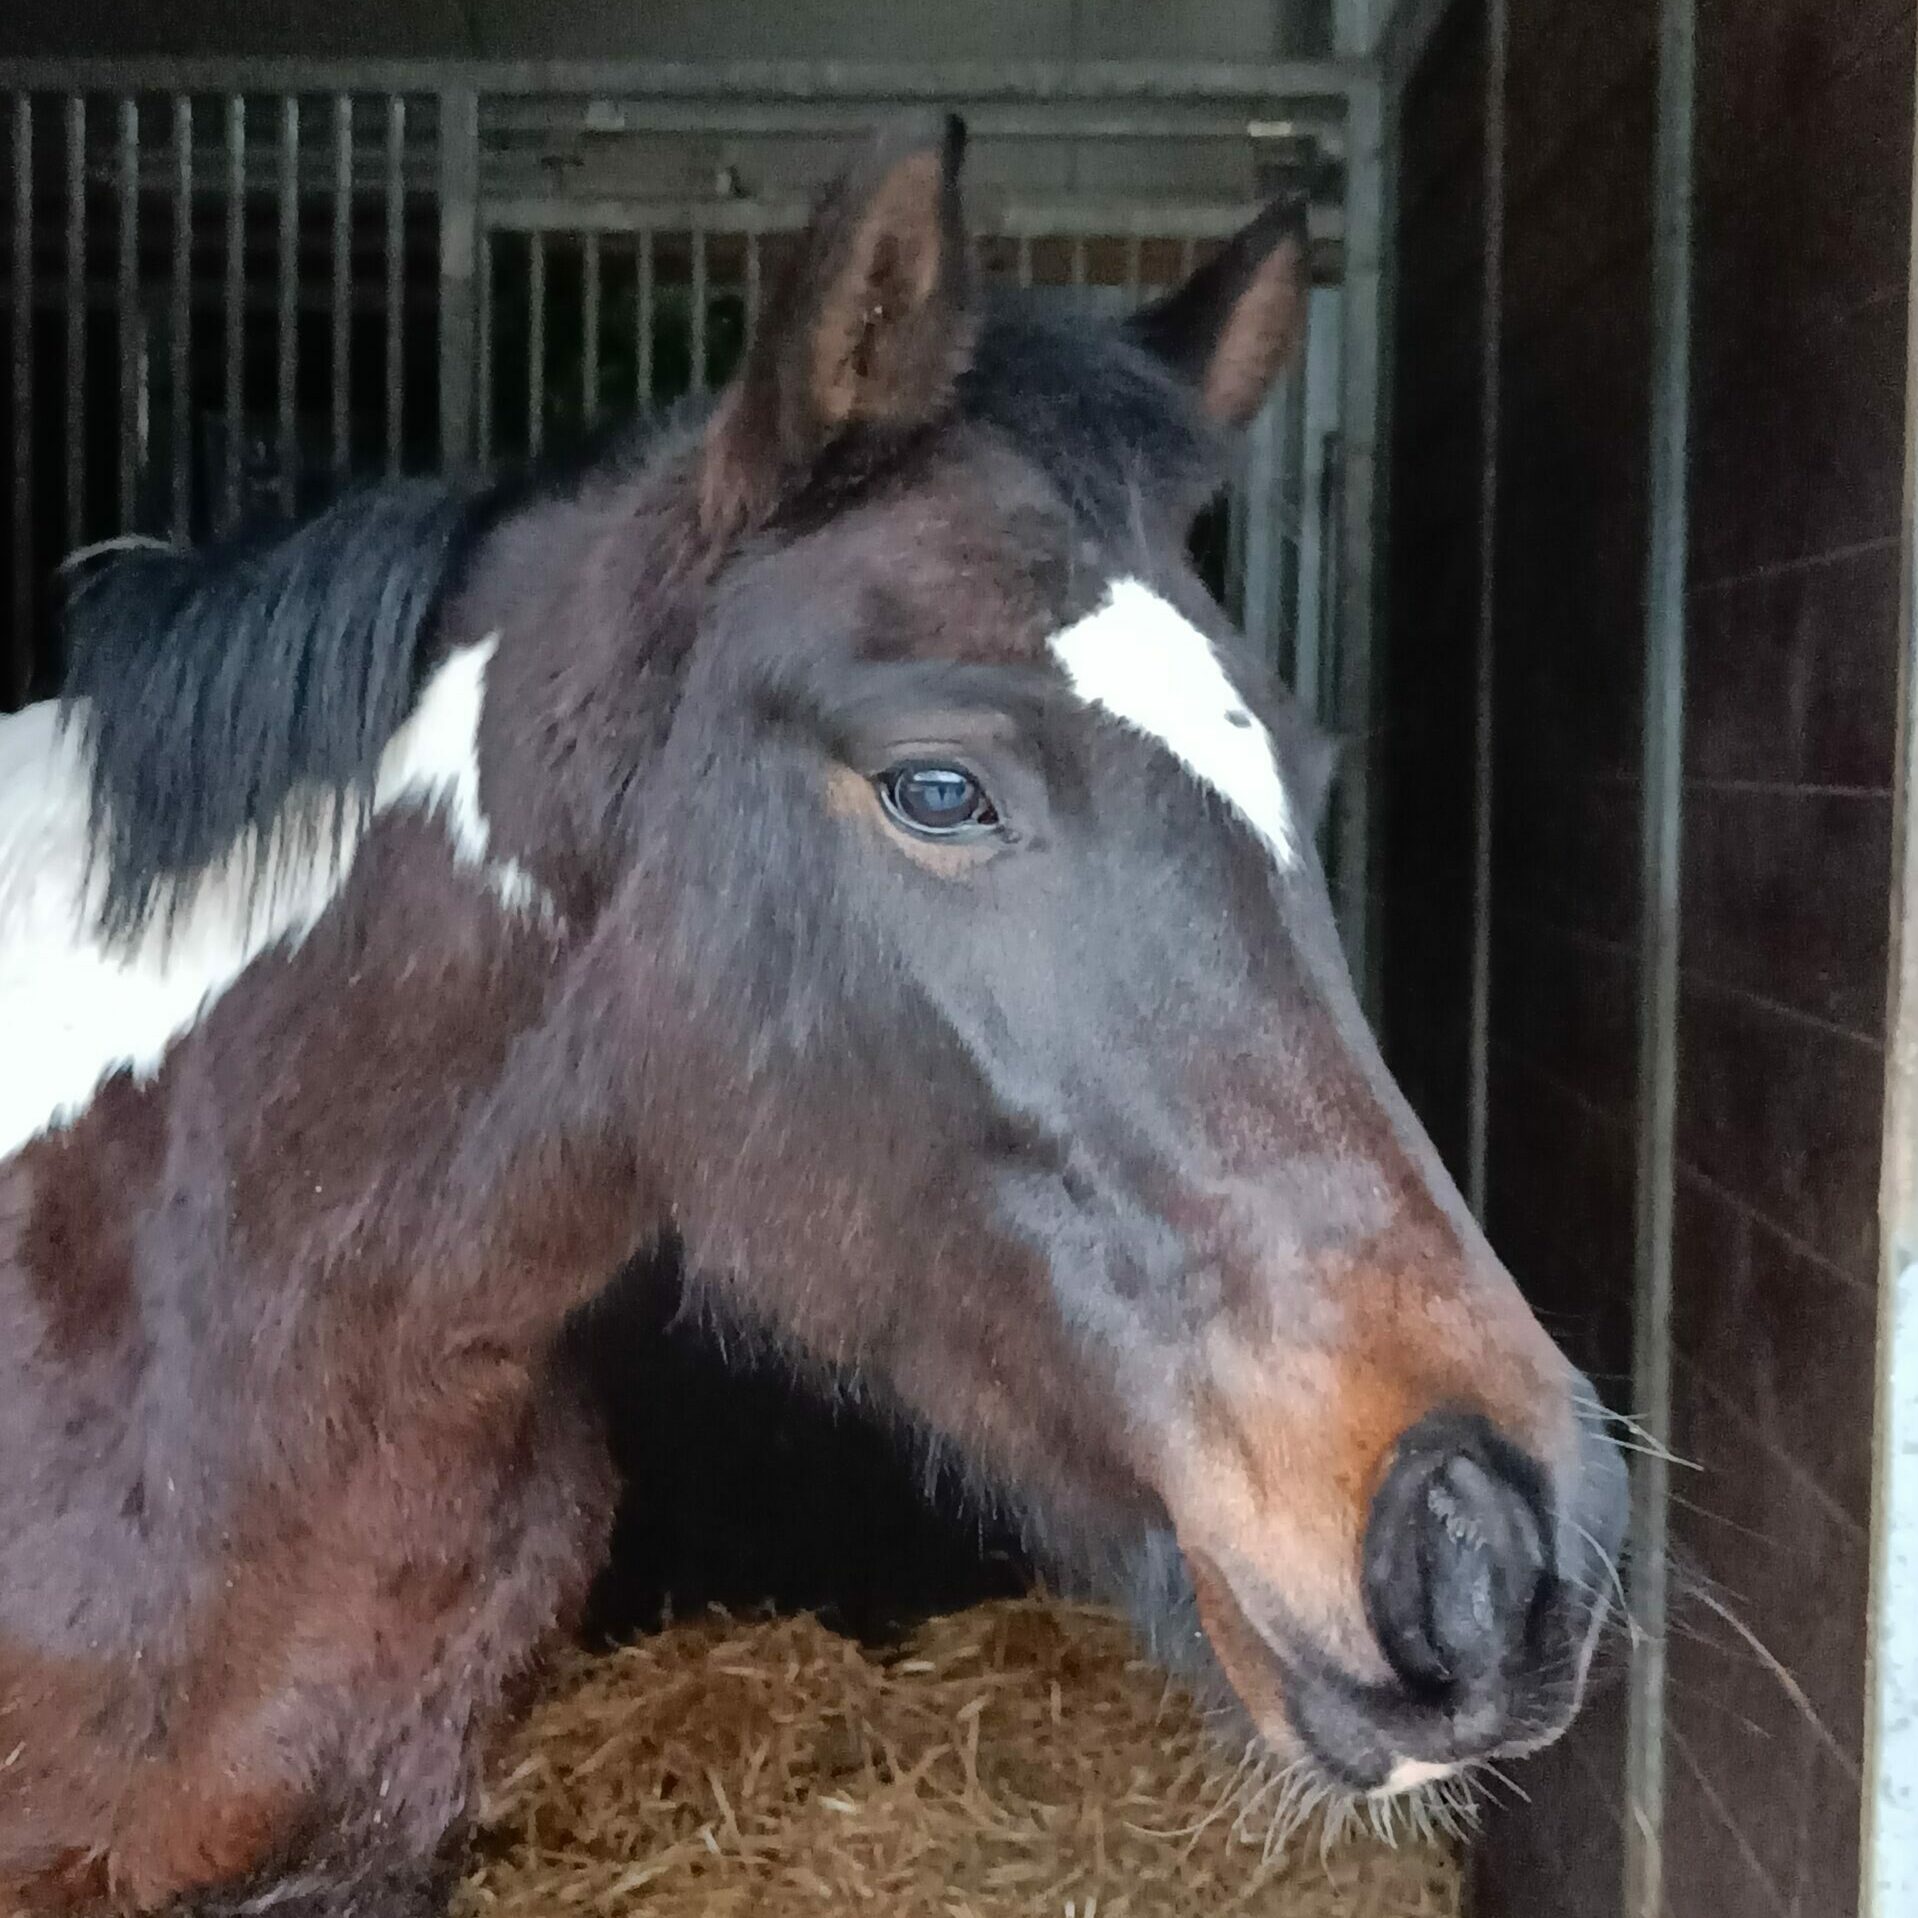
top-left (0, 116), bottom-right (1625, 1914)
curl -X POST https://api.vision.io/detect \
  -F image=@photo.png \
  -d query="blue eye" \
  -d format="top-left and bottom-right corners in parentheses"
top-left (876, 762), bottom-right (1001, 837)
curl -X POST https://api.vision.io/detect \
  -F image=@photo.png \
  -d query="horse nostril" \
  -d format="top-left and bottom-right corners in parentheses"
top-left (1418, 1453), bottom-right (1546, 1682)
top-left (1363, 1414), bottom-right (1550, 1694)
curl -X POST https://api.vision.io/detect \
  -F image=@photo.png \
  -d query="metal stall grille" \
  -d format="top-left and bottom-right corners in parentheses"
top-left (1, 84), bottom-right (442, 703)
top-left (0, 62), bottom-right (1378, 961)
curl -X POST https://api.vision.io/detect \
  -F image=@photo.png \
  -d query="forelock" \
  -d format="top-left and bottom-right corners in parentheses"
top-left (957, 296), bottom-right (1226, 543)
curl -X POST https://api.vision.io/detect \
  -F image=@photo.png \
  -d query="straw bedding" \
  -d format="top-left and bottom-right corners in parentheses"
top-left (453, 1599), bottom-right (1463, 1917)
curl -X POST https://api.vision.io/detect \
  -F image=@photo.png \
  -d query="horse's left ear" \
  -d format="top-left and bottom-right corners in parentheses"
top-left (1127, 198), bottom-right (1311, 428)
top-left (702, 113), bottom-right (976, 532)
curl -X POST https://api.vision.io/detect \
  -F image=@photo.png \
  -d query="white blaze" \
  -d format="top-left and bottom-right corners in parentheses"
top-left (1048, 578), bottom-right (1299, 870)
top-left (0, 634), bottom-right (541, 1159)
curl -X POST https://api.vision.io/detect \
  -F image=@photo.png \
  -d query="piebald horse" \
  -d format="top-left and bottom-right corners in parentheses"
top-left (0, 117), bottom-right (1625, 1915)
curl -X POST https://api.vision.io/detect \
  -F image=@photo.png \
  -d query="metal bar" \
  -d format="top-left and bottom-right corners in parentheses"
top-left (744, 228), bottom-right (761, 342)
top-left (995, 202), bottom-right (1275, 239)
top-left (475, 228), bottom-right (493, 468)
top-left (635, 226), bottom-right (653, 406)
top-left (118, 96), bottom-right (139, 531)
top-left (690, 220), bottom-right (707, 393)
top-left (1868, 33), bottom-right (1918, 1918)
top-left (277, 95), bottom-right (298, 516)
top-left (65, 94), bottom-right (85, 551)
top-left (1016, 233), bottom-right (1032, 287)
top-left (478, 101), bottom-right (1332, 144)
top-left (1124, 231), bottom-right (1142, 297)
top-left (10, 92), bottom-right (31, 706)
top-left (481, 198), bottom-right (802, 236)
top-left (1317, 434), bottom-right (1346, 728)
top-left (1333, 0), bottom-right (1382, 53)
top-left (384, 94), bottom-right (403, 472)
top-left (223, 94), bottom-right (243, 530)
top-left (0, 56), bottom-right (1366, 104)
top-left (1870, 960), bottom-right (1918, 1913)
top-left (479, 196), bottom-right (1269, 240)
top-left (1292, 285), bottom-right (1342, 724)
top-left (526, 228), bottom-right (545, 456)
top-left (1333, 75), bottom-right (1385, 1007)
top-left (1467, 0), bottom-right (1508, 1225)
top-left (331, 93), bottom-right (351, 477)
top-left (436, 81), bottom-right (479, 471)
top-left (1179, 234), bottom-right (1197, 281)
top-left (1225, 452), bottom-right (1249, 629)
top-left (170, 94), bottom-right (191, 541)
top-left (581, 229), bottom-right (600, 425)
top-left (1275, 320), bottom-right (1308, 678)
top-left (1070, 232), bottom-right (1087, 288)
top-left (1239, 379), bottom-right (1284, 669)
top-left (1624, 0), bottom-right (1696, 1910)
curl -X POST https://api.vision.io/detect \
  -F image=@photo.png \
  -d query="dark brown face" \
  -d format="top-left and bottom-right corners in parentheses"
top-left (614, 117), bottom-right (1627, 1804)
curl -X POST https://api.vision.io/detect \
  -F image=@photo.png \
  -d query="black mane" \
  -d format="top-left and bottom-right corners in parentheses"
top-left (962, 295), bottom-right (1224, 539)
top-left (61, 479), bottom-right (483, 941)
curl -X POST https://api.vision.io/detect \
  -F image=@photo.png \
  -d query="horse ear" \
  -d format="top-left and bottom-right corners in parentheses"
top-left (1126, 199), bottom-right (1311, 428)
top-left (701, 113), bottom-right (976, 532)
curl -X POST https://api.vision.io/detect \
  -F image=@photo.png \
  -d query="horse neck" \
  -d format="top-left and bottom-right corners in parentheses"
top-left (401, 467), bottom-right (713, 1349)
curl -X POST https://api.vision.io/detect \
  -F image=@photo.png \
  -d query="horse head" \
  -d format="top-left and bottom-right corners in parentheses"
top-left (495, 115), bottom-right (1629, 1802)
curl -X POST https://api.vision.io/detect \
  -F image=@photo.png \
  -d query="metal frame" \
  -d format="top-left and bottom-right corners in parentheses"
top-left (9, 93), bottom-right (30, 707)
top-left (222, 95), bottom-right (243, 526)
top-left (1293, 283), bottom-right (1344, 724)
top-left (67, 93), bottom-right (85, 549)
top-left (1465, 0), bottom-right (1507, 1226)
top-left (170, 94), bottom-right (192, 540)
top-left (0, 57), bottom-right (1365, 101)
top-left (1335, 70), bottom-right (1386, 1007)
top-left (475, 197), bottom-right (1295, 238)
top-left (439, 83), bottom-right (481, 472)
top-left (277, 96), bottom-right (300, 515)
top-left (117, 96), bottom-right (138, 527)
top-left (1865, 20), bottom-right (1918, 1916)
top-left (1623, 0), bottom-right (1695, 1909)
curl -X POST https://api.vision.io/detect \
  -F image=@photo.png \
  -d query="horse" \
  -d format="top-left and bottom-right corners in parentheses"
top-left (0, 114), bottom-right (1628, 1916)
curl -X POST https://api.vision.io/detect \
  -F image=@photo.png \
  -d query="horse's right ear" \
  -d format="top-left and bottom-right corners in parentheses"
top-left (701, 114), bottom-right (976, 534)
top-left (1126, 197), bottom-right (1310, 429)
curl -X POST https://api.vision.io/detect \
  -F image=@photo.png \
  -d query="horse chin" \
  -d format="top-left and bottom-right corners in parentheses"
top-left (1181, 1542), bottom-right (1304, 1741)
top-left (1036, 1515), bottom-right (1487, 1845)
top-left (1065, 1521), bottom-right (1311, 1759)
top-left (1180, 1547), bottom-right (1447, 1798)
top-left (1182, 1546), bottom-right (1320, 1760)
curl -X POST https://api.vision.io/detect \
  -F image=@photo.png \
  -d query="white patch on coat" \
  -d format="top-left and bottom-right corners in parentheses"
top-left (0, 634), bottom-right (543, 1158)
top-left (1048, 578), bottom-right (1298, 871)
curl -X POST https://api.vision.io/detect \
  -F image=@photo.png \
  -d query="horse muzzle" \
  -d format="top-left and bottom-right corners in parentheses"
top-left (1183, 1405), bottom-right (1629, 1794)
